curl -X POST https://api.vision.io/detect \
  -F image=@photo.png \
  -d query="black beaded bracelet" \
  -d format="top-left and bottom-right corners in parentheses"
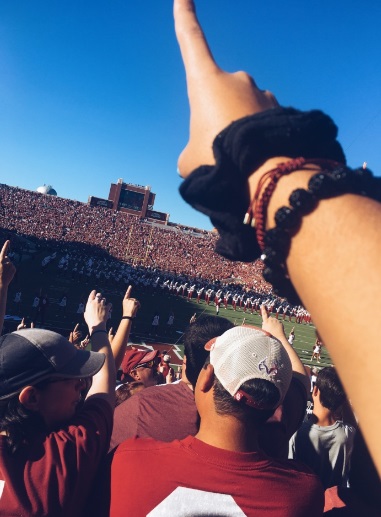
top-left (121, 316), bottom-right (135, 320)
top-left (260, 165), bottom-right (381, 305)
top-left (90, 329), bottom-right (108, 337)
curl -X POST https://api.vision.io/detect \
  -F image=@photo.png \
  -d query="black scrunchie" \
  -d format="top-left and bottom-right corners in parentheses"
top-left (179, 107), bottom-right (346, 262)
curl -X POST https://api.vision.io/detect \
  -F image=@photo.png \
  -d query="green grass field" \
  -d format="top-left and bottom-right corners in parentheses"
top-left (5, 247), bottom-right (331, 368)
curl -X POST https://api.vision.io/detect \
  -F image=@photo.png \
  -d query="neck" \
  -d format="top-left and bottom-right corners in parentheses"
top-left (196, 415), bottom-right (260, 452)
top-left (312, 404), bottom-right (336, 427)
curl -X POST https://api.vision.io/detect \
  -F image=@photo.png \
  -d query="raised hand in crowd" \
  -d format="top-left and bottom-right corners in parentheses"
top-left (0, 240), bottom-right (16, 333)
top-left (68, 323), bottom-right (82, 344)
top-left (111, 286), bottom-right (141, 370)
top-left (16, 317), bottom-right (27, 331)
top-left (84, 290), bottom-right (115, 406)
top-left (174, 0), bottom-right (278, 178)
top-left (260, 305), bottom-right (309, 393)
top-left (174, 0), bottom-right (381, 476)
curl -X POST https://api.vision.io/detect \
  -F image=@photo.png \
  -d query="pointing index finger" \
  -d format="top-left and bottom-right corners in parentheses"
top-left (124, 285), bottom-right (132, 299)
top-left (174, 0), bottom-right (219, 78)
top-left (260, 305), bottom-right (269, 321)
top-left (0, 240), bottom-right (10, 261)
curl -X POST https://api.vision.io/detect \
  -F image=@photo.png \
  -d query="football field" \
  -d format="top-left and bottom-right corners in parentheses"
top-left (5, 247), bottom-right (331, 368)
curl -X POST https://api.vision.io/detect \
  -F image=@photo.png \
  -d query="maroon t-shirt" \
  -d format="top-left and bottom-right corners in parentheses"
top-left (110, 381), bottom-right (198, 450)
top-left (110, 436), bottom-right (324, 517)
top-left (0, 397), bottom-right (113, 516)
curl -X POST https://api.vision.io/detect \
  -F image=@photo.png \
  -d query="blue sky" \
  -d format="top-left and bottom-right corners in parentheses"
top-left (1, 0), bottom-right (380, 229)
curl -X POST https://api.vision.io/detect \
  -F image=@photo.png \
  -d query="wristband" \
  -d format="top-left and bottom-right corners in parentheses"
top-left (121, 316), bottom-right (135, 320)
top-left (261, 164), bottom-right (381, 305)
top-left (90, 329), bottom-right (108, 337)
top-left (179, 107), bottom-right (346, 262)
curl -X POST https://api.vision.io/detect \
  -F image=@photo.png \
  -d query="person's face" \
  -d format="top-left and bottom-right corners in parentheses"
top-left (131, 359), bottom-right (159, 387)
top-left (34, 377), bottom-right (87, 428)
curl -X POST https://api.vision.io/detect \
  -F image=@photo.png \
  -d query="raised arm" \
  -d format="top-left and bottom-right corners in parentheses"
top-left (260, 305), bottom-right (309, 394)
top-left (84, 291), bottom-right (115, 407)
top-left (174, 0), bottom-right (278, 178)
top-left (0, 241), bottom-right (16, 333)
top-left (174, 0), bottom-right (381, 476)
top-left (111, 286), bottom-right (140, 370)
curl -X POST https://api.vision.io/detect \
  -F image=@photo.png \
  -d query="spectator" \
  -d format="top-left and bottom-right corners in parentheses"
top-left (110, 315), bottom-right (234, 449)
top-left (110, 326), bottom-right (323, 516)
top-left (120, 348), bottom-right (160, 387)
top-left (289, 367), bottom-right (356, 489)
top-left (0, 288), bottom-right (115, 516)
top-left (115, 382), bottom-right (144, 407)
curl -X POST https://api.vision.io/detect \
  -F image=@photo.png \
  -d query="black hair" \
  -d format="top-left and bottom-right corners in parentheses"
top-left (213, 375), bottom-right (279, 425)
top-left (0, 395), bottom-right (46, 454)
top-left (183, 315), bottom-right (234, 388)
top-left (115, 381), bottom-right (144, 407)
top-left (316, 366), bottom-right (346, 411)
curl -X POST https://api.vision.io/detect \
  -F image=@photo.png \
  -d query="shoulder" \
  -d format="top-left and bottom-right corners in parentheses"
top-left (54, 398), bottom-right (114, 447)
top-left (115, 437), bottom-right (179, 456)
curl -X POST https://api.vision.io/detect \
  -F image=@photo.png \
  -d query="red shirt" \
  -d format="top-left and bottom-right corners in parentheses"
top-left (110, 436), bottom-right (324, 517)
top-left (0, 398), bottom-right (113, 516)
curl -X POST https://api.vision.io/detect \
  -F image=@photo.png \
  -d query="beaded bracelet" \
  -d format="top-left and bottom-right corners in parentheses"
top-left (90, 329), bottom-right (108, 337)
top-left (259, 164), bottom-right (379, 305)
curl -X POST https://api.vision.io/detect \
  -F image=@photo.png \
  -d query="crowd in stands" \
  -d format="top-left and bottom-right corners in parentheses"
top-left (1, 246), bottom-right (379, 515)
top-left (0, 184), bottom-right (270, 292)
top-left (1, 0), bottom-right (381, 511)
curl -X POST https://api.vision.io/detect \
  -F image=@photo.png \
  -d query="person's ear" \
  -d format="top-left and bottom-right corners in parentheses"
top-left (198, 364), bottom-right (215, 393)
top-left (312, 385), bottom-right (319, 398)
top-left (19, 386), bottom-right (40, 412)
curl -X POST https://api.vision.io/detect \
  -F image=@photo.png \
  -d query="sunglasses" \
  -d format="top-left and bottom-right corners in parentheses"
top-left (133, 359), bottom-right (158, 370)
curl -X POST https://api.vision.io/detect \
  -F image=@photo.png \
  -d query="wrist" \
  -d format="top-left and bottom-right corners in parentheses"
top-left (247, 158), bottom-right (321, 230)
top-left (88, 323), bottom-right (107, 333)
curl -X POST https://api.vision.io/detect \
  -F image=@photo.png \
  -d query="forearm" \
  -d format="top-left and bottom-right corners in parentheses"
top-left (112, 319), bottom-right (133, 370)
top-left (278, 335), bottom-right (309, 394)
top-left (252, 160), bottom-right (381, 475)
top-left (86, 331), bottom-right (116, 406)
top-left (0, 284), bottom-right (8, 332)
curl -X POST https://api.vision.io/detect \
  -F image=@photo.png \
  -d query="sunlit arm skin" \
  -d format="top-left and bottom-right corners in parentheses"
top-left (174, 0), bottom-right (381, 476)
top-left (84, 290), bottom-right (115, 408)
top-left (110, 286), bottom-right (140, 370)
top-left (0, 241), bottom-right (16, 333)
top-left (260, 305), bottom-right (309, 394)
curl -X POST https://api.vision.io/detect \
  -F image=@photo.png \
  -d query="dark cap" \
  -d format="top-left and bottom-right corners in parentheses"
top-left (121, 348), bottom-right (159, 375)
top-left (0, 329), bottom-right (105, 400)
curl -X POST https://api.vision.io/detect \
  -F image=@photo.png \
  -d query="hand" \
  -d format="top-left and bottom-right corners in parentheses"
top-left (0, 241), bottom-right (16, 288)
top-left (69, 323), bottom-right (82, 344)
top-left (84, 290), bottom-right (111, 331)
top-left (174, 0), bottom-right (278, 177)
top-left (80, 335), bottom-right (90, 349)
top-left (260, 305), bottom-right (287, 342)
top-left (17, 317), bottom-right (27, 330)
top-left (122, 285), bottom-right (140, 318)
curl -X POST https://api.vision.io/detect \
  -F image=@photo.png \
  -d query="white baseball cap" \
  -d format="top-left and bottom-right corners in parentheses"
top-left (204, 326), bottom-right (292, 410)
